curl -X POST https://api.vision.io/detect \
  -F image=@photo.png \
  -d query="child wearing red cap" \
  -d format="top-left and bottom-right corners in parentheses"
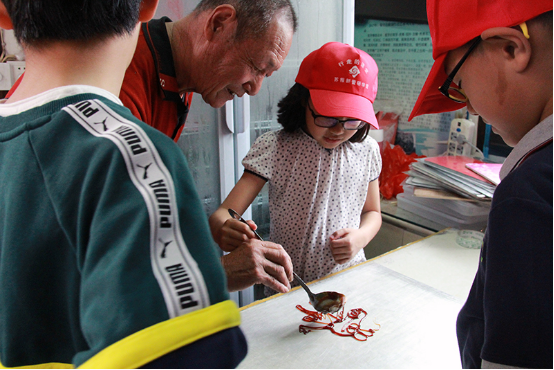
top-left (410, 0), bottom-right (552, 368)
top-left (209, 42), bottom-right (382, 297)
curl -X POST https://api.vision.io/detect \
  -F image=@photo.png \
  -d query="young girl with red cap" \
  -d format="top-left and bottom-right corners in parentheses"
top-left (209, 42), bottom-right (382, 297)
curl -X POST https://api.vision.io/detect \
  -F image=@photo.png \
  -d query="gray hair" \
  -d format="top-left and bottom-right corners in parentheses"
top-left (194, 0), bottom-right (297, 41)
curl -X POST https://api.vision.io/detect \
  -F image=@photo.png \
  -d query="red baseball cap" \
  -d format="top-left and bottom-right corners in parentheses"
top-left (295, 42), bottom-right (379, 129)
top-left (409, 0), bottom-right (553, 121)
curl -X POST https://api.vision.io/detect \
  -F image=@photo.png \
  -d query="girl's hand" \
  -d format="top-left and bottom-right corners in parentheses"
top-left (208, 172), bottom-right (267, 251)
top-left (329, 228), bottom-right (369, 264)
top-left (218, 218), bottom-right (259, 252)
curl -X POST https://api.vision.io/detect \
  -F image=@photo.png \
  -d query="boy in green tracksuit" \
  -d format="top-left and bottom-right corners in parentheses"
top-left (0, 0), bottom-right (246, 368)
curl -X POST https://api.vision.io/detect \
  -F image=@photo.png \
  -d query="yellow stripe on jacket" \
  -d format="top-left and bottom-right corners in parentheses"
top-left (1, 300), bottom-right (241, 369)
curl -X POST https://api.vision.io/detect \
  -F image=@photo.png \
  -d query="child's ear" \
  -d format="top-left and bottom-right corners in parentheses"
top-left (139, 0), bottom-right (159, 22)
top-left (0, 1), bottom-right (14, 30)
top-left (481, 27), bottom-right (532, 73)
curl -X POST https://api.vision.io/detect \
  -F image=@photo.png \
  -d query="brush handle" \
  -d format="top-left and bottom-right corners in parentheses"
top-left (228, 208), bottom-right (263, 240)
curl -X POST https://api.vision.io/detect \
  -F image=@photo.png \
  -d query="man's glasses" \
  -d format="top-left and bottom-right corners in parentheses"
top-left (439, 22), bottom-right (530, 103)
top-left (308, 105), bottom-right (367, 130)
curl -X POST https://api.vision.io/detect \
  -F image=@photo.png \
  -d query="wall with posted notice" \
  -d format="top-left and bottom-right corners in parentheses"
top-left (355, 19), bottom-right (459, 156)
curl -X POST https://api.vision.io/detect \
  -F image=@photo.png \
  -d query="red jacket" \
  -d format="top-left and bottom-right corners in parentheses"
top-left (119, 17), bottom-right (192, 142)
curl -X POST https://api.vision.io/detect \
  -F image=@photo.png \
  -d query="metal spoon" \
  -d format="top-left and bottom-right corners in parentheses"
top-left (292, 272), bottom-right (346, 314)
top-left (227, 208), bottom-right (346, 314)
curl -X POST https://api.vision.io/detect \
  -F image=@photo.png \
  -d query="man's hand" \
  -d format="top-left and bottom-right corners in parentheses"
top-left (221, 239), bottom-right (293, 293)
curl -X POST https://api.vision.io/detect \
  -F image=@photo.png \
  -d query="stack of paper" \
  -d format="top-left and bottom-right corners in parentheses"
top-left (406, 156), bottom-right (499, 201)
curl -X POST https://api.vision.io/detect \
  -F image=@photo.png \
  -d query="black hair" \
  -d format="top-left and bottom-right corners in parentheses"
top-left (2, 0), bottom-right (143, 46)
top-left (532, 10), bottom-right (553, 29)
top-left (277, 83), bottom-right (370, 143)
top-left (193, 0), bottom-right (297, 42)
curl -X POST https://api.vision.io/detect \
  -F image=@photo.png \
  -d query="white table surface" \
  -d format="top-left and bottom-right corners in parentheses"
top-left (373, 228), bottom-right (481, 301)
top-left (237, 228), bottom-right (481, 369)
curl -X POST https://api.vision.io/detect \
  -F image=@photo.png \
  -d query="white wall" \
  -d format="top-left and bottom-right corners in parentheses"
top-left (154, 0), bottom-right (198, 19)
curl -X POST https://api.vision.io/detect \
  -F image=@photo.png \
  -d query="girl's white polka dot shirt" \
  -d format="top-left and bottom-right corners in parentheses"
top-left (243, 128), bottom-right (382, 296)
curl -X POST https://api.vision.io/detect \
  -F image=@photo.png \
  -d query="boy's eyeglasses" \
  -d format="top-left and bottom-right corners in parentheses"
top-left (439, 22), bottom-right (530, 103)
top-left (308, 105), bottom-right (367, 130)
top-left (438, 37), bottom-right (482, 103)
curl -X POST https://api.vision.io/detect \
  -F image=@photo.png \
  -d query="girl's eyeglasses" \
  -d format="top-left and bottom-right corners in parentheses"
top-left (308, 105), bottom-right (367, 130)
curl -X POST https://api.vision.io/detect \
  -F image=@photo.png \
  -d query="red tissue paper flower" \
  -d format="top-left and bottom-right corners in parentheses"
top-left (379, 142), bottom-right (425, 199)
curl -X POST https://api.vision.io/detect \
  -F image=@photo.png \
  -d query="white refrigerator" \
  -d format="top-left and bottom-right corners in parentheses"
top-left (157, 0), bottom-right (355, 307)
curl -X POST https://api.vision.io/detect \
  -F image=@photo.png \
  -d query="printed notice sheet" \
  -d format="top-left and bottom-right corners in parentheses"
top-left (355, 20), bottom-right (458, 156)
